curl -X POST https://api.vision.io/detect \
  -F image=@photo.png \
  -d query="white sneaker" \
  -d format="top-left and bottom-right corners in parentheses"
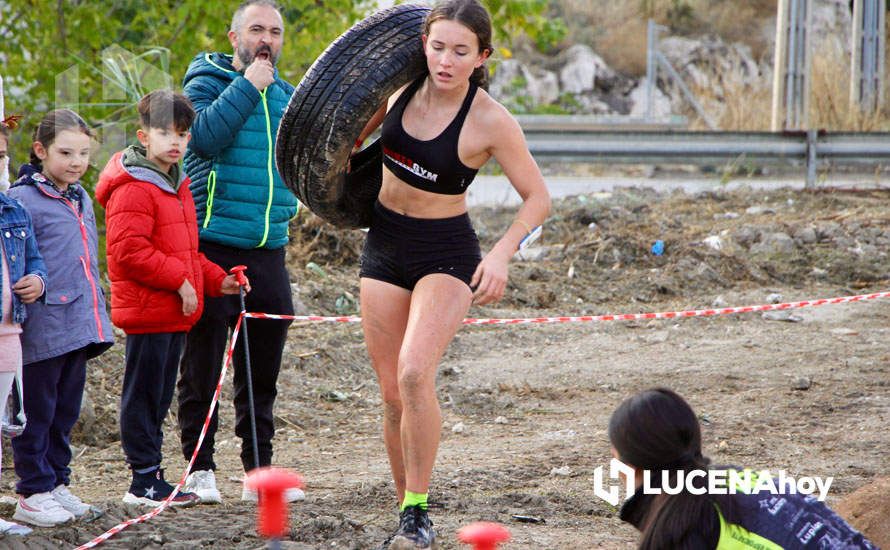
top-left (51, 485), bottom-right (91, 518)
top-left (13, 492), bottom-right (75, 527)
top-left (184, 470), bottom-right (222, 504)
top-left (241, 486), bottom-right (305, 503)
top-left (0, 517), bottom-right (32, 535)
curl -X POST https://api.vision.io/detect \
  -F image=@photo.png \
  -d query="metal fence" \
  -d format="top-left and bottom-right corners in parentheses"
top-left (516, 118), bottom-right (890, 187)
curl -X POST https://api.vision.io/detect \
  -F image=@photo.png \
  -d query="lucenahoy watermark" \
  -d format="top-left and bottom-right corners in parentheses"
top-left (593, 458), bottom-right (833, 507)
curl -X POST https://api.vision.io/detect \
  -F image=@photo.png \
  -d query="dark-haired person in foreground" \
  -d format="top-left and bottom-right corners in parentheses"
top-left (610, 387), bottom-right (877, 549)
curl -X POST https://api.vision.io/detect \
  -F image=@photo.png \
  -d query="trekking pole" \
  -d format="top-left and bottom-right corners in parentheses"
top-left (230, 265), bottom-right (261, 471)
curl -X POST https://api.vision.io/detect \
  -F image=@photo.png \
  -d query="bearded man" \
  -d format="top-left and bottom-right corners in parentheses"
top-left (178, 0), bottom-right (302, 504)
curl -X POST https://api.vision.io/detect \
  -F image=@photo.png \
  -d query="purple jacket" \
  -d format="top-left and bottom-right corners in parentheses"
top-left (8, 167), bottom-right (113, 364)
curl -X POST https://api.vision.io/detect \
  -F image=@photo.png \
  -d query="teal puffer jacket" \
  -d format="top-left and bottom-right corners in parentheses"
top-left (182, 52), bottom-right (298, 250)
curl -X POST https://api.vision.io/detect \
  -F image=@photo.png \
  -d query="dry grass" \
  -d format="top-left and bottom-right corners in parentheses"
top-left (287, 210), bottom-right (364, 269)
top-left (597, 17), bottom-right (650, 75)
top-left (684, 42), bottom-right (890, 131)
top-left (710, 79), bottom-right (774, 131)
top-left (809, 44), bottom-right (889, 131)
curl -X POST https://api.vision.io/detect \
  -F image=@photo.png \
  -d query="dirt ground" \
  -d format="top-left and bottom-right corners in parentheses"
top-left (1, 184), bottom-right (889, 549)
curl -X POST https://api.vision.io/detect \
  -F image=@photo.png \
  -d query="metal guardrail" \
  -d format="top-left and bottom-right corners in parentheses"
top-left (515, 114), bottom-right (689, 131)
top-left (519, 126), bottom-right (890, 186)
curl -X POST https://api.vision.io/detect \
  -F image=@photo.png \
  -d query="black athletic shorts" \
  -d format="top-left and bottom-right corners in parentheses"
top-left (359, 200), bottom-right (482, 290)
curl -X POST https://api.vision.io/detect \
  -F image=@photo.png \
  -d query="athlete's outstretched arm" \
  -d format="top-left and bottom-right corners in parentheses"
top-left (470, 105), bottom-right (550, 305)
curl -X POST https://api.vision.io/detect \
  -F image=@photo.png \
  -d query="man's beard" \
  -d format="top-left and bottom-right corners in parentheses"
top-left (237, 43), bottom-right (278, 67)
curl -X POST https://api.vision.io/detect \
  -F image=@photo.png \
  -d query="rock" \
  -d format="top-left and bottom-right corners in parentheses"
top-left (766, 293), bottom-right (783, 304)
top-left (712, 296), bottom-right (728, 308)
top-left (489, 58), bottom-right (522, 101)
top-left (628, 79), bottom-right (672, 119)
top-left (452, 422), bottom-right (465, 434)
top-left (290, 283), bottom-right (310, 316)
top-left (733, 226), bottom-right (760, 247)
top-left (657, 34), bottom-right (764, 113)
top-left (441, 365), bottom-right (462, 376)
top-left (835, 476), bottom-right (890, 549)
top-left (750, 232), bottom-right (795, 256)
top-left (574, 95), bottom-right (618, 114)
top-left (559, 45), bottom-right (600, 94)
top-left (78, 391), bottom-right (96, 435)
top-left (675, 258), bottom-right (725, 286)
top-left (810, 267), bottom-right (829, 278)
top-left (830, 328), bottom-right (859, 336)
top-left (793, 226), bottom-right (818, 245)
top-left (791, 377), bottom-right (812, 390)
top-left (320, 390), bottom-right (348, 403)
top-left (713, 212), bottom-right (740, 220)
top-left (762, 310), bottom-right (803, 322)
top-left (494, 416), bottom-right (509, 425)
top-left (703, 235), bottom-right (724, 251)
top-left (525, 67), bottom-right (560, 106)
top-left (850, 242), bottom-right (878, 257)
top-left (550, 465), bottom-right (572, 477)
top-left (489, 59), bottom-right (559, 105)
top-left (816, 222), bottom-right (843, 241)
top-left (491, 60), bottom-right (560, 107)
top-left (745, 205), bottom-right (776, 215)
top-left (717, 440), bottom-right (728, 450)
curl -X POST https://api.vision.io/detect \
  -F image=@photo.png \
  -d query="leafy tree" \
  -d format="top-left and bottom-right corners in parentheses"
top-left (0, 0), bottom-right (561, 176)
top-left (0, 0), bottom-right (376, 174)
top-left (484, 0), bottom-right (566, 53)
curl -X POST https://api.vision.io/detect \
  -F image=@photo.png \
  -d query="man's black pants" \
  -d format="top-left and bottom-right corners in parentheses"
top-left (177, 241), bottom-right (294, 472)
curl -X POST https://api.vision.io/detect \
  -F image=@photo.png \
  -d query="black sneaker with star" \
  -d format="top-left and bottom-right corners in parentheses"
top-left (388, 505), bottom-right (438, 550)
top-left (122, 468), bottom-right (200, 507)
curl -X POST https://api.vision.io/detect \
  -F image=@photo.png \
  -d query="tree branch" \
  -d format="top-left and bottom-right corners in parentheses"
top-left (56, 0), bottom-right (67, 51)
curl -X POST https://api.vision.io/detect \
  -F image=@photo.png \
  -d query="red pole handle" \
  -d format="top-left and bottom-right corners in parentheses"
top-left (229, 265), bottom-right (248, 287)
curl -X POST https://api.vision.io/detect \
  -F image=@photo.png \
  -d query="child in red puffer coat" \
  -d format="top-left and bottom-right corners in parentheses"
top-left (96, 90), bottom-right (246, 507)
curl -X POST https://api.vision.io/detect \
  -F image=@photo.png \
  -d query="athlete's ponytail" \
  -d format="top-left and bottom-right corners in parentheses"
top-left (423, 0), bottom-right (492, 91)
top-left (609, 388), bottom-right (741, 549)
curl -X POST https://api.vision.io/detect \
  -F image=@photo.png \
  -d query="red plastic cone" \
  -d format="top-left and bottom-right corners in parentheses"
top-left (457, 521), bottom-right (511, 550)
top-left (244, 467), bottom-right (304, 539)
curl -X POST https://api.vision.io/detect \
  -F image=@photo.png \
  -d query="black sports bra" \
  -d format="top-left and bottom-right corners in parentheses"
top-left (380, 77), bottom-right (479, 195)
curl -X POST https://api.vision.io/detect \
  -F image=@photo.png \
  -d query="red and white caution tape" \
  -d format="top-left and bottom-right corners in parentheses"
top-left (74, 317), bottom-right (244, 549)
top-left (76, 288), bottom-right (890, 548)
top-left (243, 290), bottom-right (890, 325)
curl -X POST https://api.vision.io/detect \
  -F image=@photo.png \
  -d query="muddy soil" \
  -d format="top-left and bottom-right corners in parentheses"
top-left (1, 185), bottom-right (888, 549)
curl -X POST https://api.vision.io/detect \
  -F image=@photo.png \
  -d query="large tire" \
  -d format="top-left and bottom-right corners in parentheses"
top-left (276, 4), bottom-right (430, 228)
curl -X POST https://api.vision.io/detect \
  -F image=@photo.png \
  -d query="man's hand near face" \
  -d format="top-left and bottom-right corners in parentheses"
top-left (244, 58), bottom-right (274, 90)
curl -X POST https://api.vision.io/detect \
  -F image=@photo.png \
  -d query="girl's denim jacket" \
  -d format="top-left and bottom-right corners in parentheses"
top-left (0, 193), bottom-right (47, 324)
